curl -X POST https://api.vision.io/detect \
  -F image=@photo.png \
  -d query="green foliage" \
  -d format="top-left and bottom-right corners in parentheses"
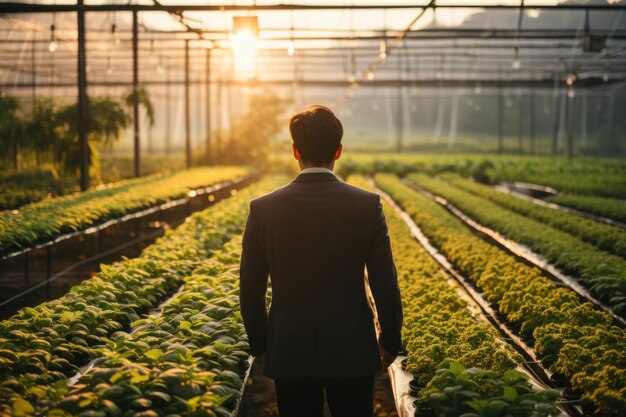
top-left (408, 173), bottom-right (626, 315)
top-left (23, 99), bottom-right (62, 163)
top-left (0, 166), bottom-right (250, 253)
top-left (0, 93), bottom-right (131, 178)
top-left (336, 154), bottom-right (626, 199)
top-left (124, 87), bottom-right (155, 127)
top-left (546, 194), bottom-right (626, 225)
top-left (439, 173), bottom-right (626, 259)
top-left (374, 173), bottom-right (625, 416)
top-left (0, 175), bottom-right (287, 414)
top-left (0, 167), bottom-right (70, 210)
top-left (55, 96), bottom-right (130, 176)
top-left (419, 361), bottom-right (560, 417)
top-left (0, 92), bottom-right (22, 163)
top-left (348, 176), bottom-right (523, 404)
top-left (50, 240), bottom-right (250, 417)
top-left (215, 88), bottom-right (291, 165)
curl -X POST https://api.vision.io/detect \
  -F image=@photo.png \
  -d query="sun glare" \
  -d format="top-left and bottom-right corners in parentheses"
top-left (232, 29), bottom-right (258, 75)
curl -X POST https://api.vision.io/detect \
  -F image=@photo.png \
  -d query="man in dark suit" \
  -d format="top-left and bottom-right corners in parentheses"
top-left (239, 105), bottom-right (403, 417)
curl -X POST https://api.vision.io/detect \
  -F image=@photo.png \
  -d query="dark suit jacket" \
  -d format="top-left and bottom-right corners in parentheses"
top-left (239, 171), bottom-right (403, 379)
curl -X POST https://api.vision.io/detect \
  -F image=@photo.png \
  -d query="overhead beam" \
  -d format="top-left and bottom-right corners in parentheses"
top-left (2, 77), bottom-right (621, 89)
top-left (1, 3), bottom-right (625, 13)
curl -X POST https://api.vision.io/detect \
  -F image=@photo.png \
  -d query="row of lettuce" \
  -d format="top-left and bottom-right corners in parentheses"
top-left (407, 173), bottom-right (626, 316)
top-left (348, 176), bottom-right (560, 417)
top-left (0, 175), bottom-right (283, 416)
top-left (0, 166), bottom-right (251, 254)
top-left (374, 174), bottom-right (625, 417)
top-left (337, 154), bottom-right (626, 223)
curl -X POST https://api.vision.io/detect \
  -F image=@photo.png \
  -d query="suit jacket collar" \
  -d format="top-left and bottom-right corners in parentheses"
top-left (292, 172), bottom-right (340, 182)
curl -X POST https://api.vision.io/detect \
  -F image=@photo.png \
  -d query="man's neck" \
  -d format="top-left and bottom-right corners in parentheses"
top-left (298, 162), bottom-right (334, 172)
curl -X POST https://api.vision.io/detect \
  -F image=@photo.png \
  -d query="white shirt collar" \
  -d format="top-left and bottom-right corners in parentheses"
top-left (299, 167), bottom-right (336, 176)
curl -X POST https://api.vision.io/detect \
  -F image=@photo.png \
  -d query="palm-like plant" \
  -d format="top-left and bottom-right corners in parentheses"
top-left (124, 87), bottom-right (155, 153)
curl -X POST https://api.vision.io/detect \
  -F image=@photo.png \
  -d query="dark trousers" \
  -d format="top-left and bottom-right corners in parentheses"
top-left (274, 374), bottom-right (375, 417)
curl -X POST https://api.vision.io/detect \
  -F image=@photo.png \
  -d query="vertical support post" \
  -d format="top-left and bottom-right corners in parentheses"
top-left (31, 35), bottom-right (36, 110)
top-left (396, 86), bottom-right (403, 152)
top-left (566, 88), bottom-right (573, 160)
top-left (32, 35), bottom-right (40, 165)
top-left (165, 68), bottom-right (171, 155)
top-left (497, 86), bottom-right (503, 154)
top-left (132, 10), bottom-right (140, 177)
top-left (517, 95), bottom-right (524, 154)
top-left (581, 88), bottom-right (588, 147)
top-left (551, 88), bottom-right (561, 157)
top-left (608, 90), bottom-right (616, 154)
top-left (216, 74), bottom-right (222, 162)
top-left (185, 40), bottom-right (191, 168)
top-left (529, 89), bottom-right (535, 154)
top-left (77, 0), bottom-right (89, 191)
top-left (205, 49), bottom-right (212, 163)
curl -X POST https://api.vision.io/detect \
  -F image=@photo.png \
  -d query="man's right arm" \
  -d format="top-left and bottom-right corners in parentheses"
top-left (239, 201), bottom-right (269, 357)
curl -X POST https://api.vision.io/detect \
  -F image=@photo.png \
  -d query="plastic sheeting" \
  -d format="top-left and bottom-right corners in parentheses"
top-left (387, 356), bottom-right (417, 417)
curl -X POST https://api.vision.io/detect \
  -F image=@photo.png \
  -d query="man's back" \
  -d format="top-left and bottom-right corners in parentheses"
top-left (240, 171), bottom-right (403, 379)
top-left (239, 104), bottom-right (402, 417)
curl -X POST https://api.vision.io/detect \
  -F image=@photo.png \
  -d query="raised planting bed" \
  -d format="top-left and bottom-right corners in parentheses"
top-left (374, 173), bottom-right (626, 417)
top-left (546, 193), bottom-right (626, 226)
top-left (47, 237), bottom-right (254, 417)
top-left (0, 173), bottom-right (259, 315)
top-left (441, 174), bottom-right (626, 257)
top-left (407, 173), bottom-right (626, 320)
top-left (0, 175), bottom-right (287, 415)
top-left (348, 175), bottom-right (561, 417)
top-left (0, 166), bottom-right (252, 256)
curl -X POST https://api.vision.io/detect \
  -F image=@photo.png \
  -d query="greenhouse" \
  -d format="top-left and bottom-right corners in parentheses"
top-left (0, 1), bottom-right (625, 416)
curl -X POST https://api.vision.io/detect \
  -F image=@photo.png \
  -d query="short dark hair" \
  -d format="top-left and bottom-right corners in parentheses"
top-left (289, 105), bottom-right (343, 165)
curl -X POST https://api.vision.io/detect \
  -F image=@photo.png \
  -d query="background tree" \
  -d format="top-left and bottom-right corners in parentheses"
top-left (24, 98), bottom-right (62, 165)
top-left (216, 88), bottom-right (291, 165)
top-left (55, 96), bottom-right (130, 177)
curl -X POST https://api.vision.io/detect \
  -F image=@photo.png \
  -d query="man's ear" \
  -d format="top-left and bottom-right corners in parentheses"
top-left (333, 144), bottom-right (343, 160)
top-left (292, 143), bottom-right (301, 161)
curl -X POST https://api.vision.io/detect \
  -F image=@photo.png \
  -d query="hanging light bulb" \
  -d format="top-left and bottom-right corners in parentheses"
top-left (367, 70), bottom-right (375, 80)
top-left (111, 23), bottom-right (121, 46)
top-left (566, 73), bottom-right (577, 86)
top-left (379, 40), bottom-right (387, 60)
top-left (287, 40), bottom-right (295, 57)
top-left (474, 82), bottom-right (482, 95)
top-left (149, 40), bottom-right (158, 64)
top-left (512, 58), bottom-right (521, 69)
top-left (48, 24), bottom-right (58, 53)
top-left (603, 72), bottom-right (609, 82)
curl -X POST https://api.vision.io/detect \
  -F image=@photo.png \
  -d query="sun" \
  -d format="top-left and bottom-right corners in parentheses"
top-left (232, 28), bottom-right (258, 75)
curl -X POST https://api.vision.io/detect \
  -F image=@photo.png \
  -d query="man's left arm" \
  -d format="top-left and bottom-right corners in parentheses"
top-left (365, 194), bottom-right (403, 363)
top-left (239, 201), bottom-right (269, 357)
